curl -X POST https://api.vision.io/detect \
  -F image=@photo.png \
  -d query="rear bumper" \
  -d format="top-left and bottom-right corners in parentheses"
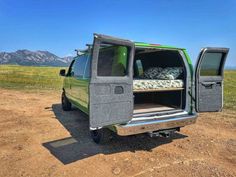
top-left (114, 114), bottom-right (197, 136)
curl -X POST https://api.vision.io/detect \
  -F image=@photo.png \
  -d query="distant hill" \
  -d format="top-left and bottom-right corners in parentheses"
top-left (0, 50), bottom-right (74, 66)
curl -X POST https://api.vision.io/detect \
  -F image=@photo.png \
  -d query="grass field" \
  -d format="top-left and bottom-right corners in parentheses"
top-left (0, 65), bottom-right (235, 110)
top-left (224, 70), bottom-right (236, 110)
top-left (0, 65), bottom-right (65, 90)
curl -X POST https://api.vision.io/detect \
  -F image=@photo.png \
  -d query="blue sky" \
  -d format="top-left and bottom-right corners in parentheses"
top-left (0, 0), bottom-right (235, 66)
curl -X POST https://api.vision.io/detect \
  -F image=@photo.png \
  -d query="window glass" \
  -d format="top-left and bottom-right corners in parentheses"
top-left (84, 55), bottom-right (91, 78)
top-left (67, 60), bottom-right (75, 76)
top-left (71, 55), bottom-right (88, 77)
top-left (97, 44), bottom-right (129, 76)
top-left (135, 59), bottom-right (144, 77)
top-left (200, 52), bottom-right (223, 76)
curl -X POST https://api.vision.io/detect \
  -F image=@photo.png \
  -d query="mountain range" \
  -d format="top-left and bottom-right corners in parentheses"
top-left (0, 50), bottom-right (74, 66)
top-left (1, 50), bottom-right (235, 69)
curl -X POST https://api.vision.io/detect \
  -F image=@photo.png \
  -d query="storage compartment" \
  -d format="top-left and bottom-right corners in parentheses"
top-left (134, 91), bottom-right (185, 114)
top-left (133, 48), bottom-right (187, 114)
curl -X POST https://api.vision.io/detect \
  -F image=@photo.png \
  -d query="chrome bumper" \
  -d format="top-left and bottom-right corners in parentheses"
top-left (114, 114), bottom-right (197, 136)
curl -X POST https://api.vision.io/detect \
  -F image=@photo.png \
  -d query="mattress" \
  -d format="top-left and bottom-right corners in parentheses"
top-left (133, 79), bottom-right (184, 91)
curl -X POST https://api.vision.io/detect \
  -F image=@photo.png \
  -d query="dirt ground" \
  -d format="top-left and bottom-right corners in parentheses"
top-left (0, 88), bottom-right (235, 177)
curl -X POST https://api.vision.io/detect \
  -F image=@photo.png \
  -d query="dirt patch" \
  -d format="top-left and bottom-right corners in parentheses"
top-left (0, 88), bottom-right (235, 177)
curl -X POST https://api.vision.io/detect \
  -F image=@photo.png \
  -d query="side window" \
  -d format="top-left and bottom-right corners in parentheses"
top-left (135, 59), bottom-right (144, 77)
top-left (97, 45), bottom-right (129, 77)
top-left (67, 60), bottom-right (75, 76)
top-left (71, 55), bottom-right (88, 77)
top-left (84, 55), bottom-right (91, 78)
top-left (200, 53), bottom-right (223, 76)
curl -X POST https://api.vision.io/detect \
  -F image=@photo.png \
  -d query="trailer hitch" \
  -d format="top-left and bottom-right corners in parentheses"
top-left (148, 128), bottom-right (180, 138)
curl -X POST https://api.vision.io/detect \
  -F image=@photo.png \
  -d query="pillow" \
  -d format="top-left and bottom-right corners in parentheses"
top-left (157, 67), bottom-right (183, 80)
top-left (143, 67), bottom-right (163, 79)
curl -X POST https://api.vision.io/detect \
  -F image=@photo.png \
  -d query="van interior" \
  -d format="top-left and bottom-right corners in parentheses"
top-left (133, 48), bottom-right (187, 116)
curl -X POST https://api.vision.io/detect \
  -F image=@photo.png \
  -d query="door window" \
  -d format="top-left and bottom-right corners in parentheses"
top-left (200, 52), bottom-right (223, 76)
top-left (135, 59), bottom-right (144, 77)
top-left (84, 55), bottom-right (91, 78)
top-left (72, 55), bottom-right (88, 77)
top-left (67, 60), bottom-right (75, 76)
top-left (97, 44), bottom-right (129, 77)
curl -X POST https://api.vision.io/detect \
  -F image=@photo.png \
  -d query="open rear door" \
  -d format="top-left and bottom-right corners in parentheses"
top-left (89, 34), bottom-right (135, 129)
top-left (195, 47), bottom-right (229, 112)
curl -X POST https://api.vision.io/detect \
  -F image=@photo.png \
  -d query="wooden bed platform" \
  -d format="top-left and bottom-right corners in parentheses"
top-left (133, 103), bottom-right (178, 114)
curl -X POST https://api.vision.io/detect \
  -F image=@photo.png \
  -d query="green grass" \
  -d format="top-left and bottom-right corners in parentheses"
top-left (0, 65), bottom-right (235, 110)
top-left (0, 65), bottom-right (66, 90)
top-left (224, 70), bottom-right (236, 110)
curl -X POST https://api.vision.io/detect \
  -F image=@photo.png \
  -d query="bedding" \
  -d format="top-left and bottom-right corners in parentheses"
top-left (142, 67), bottom-right (183, 80)
top-left (133, 79), bottom-right (184, 90)
top-left (143, 67), bottom-right (163, 79)
top-left (156, 67), bottom-right (183, 80)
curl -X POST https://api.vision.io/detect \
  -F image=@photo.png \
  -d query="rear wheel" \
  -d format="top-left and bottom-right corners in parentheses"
top-left (90, 128), bottom-right (113, 144)
top-left (61, 91), bottom-right (71, 111)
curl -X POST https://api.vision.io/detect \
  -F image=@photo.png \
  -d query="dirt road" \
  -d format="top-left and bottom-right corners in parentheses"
top-left (0, 88), bottom-right (235, 177)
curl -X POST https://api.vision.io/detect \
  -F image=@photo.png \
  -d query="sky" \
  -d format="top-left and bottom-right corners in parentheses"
top-left (0, 0), bottom-right (235, 67)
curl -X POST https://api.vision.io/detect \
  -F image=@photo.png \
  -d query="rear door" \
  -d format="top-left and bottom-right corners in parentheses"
top-left (89, 34), bottom-right (135, 129)
top-left (195, 47), bottom-right (229, 112)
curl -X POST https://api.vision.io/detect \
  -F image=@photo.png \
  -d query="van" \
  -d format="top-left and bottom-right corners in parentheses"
top-left (59, 34), bottom-right (229, 144)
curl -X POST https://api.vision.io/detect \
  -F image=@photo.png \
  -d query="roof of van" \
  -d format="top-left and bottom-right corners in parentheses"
top-left (134, 42), bottom-right (186, 50)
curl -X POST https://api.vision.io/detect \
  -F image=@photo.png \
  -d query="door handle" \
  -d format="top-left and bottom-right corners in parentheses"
top-left (201, 82), bottom-right (216, 87)
top-left (114, 86), bottom-right (124, 94)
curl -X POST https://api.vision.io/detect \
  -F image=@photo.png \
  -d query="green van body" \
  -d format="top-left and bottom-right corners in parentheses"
top-left (60, 34), bottom-right (229, 143)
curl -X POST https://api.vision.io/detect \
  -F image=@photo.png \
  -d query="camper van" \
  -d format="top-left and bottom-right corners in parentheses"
top-left (59, 34), bottom-right (229, 144)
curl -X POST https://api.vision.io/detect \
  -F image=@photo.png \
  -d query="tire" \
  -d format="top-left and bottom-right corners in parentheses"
top-left (90, 128), bottom-right (113, 144)
top-left (61, 91), bottom-right (72, 111)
